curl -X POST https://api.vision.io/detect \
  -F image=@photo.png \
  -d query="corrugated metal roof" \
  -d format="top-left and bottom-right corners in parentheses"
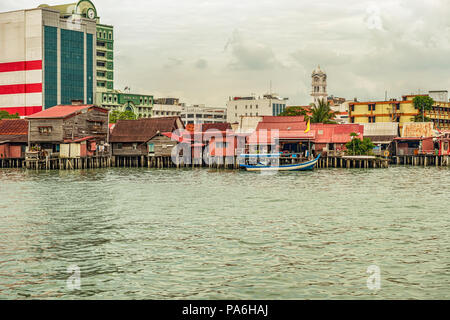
top-left (27, 105), bottom-right (107, 119)
top-left (257, 120), bottom-right (307, 131)
top-left (110, 117), bottom-right (184, 143)
top-left (311, 123), bottom-right (364, 144)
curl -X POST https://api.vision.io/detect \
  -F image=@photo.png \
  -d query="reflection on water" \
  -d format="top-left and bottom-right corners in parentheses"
top-left (0, 167), bottom-right (449, 299)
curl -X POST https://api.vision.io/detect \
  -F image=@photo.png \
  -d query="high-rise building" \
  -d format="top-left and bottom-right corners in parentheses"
top-left (95, 24), bottom-right (114, 93)
top-left (36, 2), bottom-right (114, 97)
top-left (0, 1), bottom-right (154, 118)
top-left (0, 4), bottom-right (97, 116)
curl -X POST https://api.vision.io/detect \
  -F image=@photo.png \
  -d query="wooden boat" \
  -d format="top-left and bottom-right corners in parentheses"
top-left (240, 154), bottom-right (321, 172)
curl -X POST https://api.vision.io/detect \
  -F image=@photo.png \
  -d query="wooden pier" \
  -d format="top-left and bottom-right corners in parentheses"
top-left (24, 155), bottom-right (111, 170)
top-left (2, 154), bottom-right (450, 170)
top-left (0, 159), bottom-right (24, 168)
top-left (393, 155), bottom-right (450, 167)
top-left (317, 156), bottom-right (390, 169)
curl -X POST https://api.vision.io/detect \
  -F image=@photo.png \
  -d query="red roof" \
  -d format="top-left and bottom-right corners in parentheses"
top-left (0, 119), bottom-right (28, 135)
top-left (261, 116), bottom-right (305, 123)
top-left (311, 123), bottom-right (364, 144)
top-left (257, 117), bottom-right (307, 131)
top-left (27, 105), bottom-right (107, 119)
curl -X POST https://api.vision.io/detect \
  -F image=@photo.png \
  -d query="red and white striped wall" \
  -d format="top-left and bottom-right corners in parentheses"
top-left (0, 9), bottom-right (44, 116)
top-left (0, 60), bottom-right (43, 116)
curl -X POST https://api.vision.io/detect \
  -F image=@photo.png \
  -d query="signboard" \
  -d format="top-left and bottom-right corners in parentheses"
top-left (119, 94), bottom-right (141, 105)
top-left (401, 122), bottom-right (434, 138)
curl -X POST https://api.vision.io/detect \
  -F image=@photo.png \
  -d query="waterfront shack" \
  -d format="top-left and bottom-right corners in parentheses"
top-left (0, 119), bottom-right (28, 167)
top-left (436, 131), bottom-right (450, 156)
top-left (246, 116), bottom-right (314, 162)
top-left (109, 116), bottom-right (185, 167)
top-left (311, 123), bottom-right (364, 156)
top-left (362, 123), bottom-right (399, 156)
top-left (392, 122), bottom-right (448, 166)
top-left (26, 103), bottom-right (109, 169)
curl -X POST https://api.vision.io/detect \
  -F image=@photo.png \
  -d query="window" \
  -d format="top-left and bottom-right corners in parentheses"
top-left (39, 126), bottom-right (52, 134)
top-left (351, 105), bottom-right (355, 112)
top-left (109, 32), bottom-right (112, 40)
top-left (132, 143), bottom-right (137, 150)
top-left (148, 143), bottom-right (155, 153)
top-left (369, 116), bottom-right (376, 123)
top-left (117, 143), bottom-right (123, 149)
top-left (396, 103), bottom-right (400, 111)
top-left (235, 105), bottom-right (237, 109)
top-left (97, 61), bottom-right (106, 67)
top-left (368, 104), bottom-right (376, 111)
top-left (350, 117), bottom-right (355, 123)
top-left (89, 121), bottom-right (103, 127)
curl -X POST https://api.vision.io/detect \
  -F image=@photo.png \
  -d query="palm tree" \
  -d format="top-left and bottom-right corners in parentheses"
top-left (309, 99), bottom-right (337, 124)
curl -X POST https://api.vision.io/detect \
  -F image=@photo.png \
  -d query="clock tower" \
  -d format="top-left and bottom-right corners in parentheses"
top-left (311, 65), bottom-right (328, 105)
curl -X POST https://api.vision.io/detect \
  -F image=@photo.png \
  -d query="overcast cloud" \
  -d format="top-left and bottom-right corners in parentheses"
top-left (2, 0), bottom-right (449, 106)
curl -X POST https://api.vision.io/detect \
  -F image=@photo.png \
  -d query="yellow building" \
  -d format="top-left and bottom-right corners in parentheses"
top-left (349, 94), bottom-right (450, 130)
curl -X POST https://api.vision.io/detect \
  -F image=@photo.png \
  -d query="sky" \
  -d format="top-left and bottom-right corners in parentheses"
top-left (1, 0), bottom-right (450, 106)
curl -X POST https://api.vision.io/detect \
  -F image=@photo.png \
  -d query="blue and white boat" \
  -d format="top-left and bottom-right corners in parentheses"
top-left (239, 154), bottom-right (321, 172)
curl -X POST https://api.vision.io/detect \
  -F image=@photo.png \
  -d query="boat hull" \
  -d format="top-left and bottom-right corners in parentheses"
top-left (240, 155), bottom-right (321, 172)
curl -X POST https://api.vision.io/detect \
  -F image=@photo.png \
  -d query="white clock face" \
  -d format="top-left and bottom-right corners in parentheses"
top-left (87, 9), bottom-right (95, 19)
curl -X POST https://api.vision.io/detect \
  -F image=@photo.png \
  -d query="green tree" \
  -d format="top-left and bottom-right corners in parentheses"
top-left (412, 96), bottom-right (434, 122)
top-left (0, 111), bottom-right (20, 120)
top-left (309, 99), bottom-right (337, 124)
top-left (345, 134), bottom-right (375, 155)
top-left (279, 106), bottom-right (308, 117)
top-left (109, 110), bottom-right (137, 123)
